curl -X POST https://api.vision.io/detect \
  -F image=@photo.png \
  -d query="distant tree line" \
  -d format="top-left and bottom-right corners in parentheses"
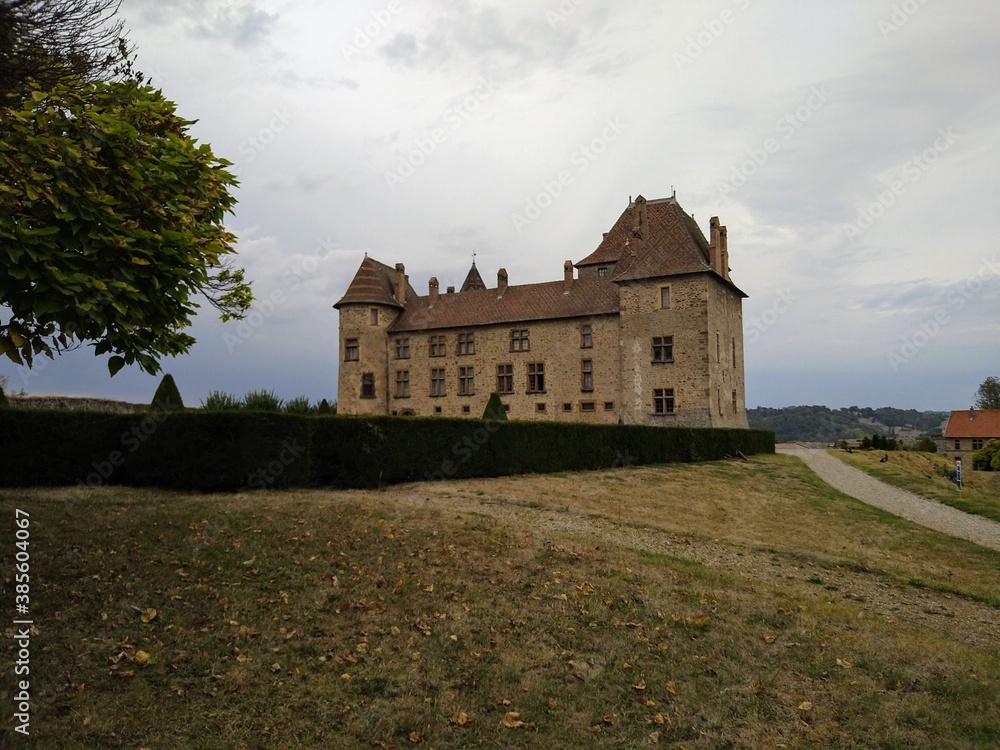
top-left (747, 405), bottom-right (948, 444)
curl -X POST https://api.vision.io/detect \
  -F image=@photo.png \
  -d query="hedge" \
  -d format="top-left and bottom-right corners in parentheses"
top-left (0, 410), bottom-right (775, 491)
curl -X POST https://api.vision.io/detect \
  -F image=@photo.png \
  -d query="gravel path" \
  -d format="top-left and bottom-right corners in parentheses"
top-left (778, 444), bottom-right (1000, 553)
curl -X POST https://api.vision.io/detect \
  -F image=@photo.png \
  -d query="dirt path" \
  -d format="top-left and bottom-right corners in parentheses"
top-left (777, 444), bottom-right (1000, 553)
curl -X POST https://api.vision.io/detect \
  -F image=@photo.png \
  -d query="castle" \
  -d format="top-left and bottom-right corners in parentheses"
top-left (335, 194), bottom-right (749, 428)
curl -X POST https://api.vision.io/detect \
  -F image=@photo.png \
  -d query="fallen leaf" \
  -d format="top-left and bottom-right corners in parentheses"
top-left (134, 651), bottom-right (153, 666)
top-left (502, 712), bottom-right (525, 728)
top-left (408, 731), bottom-right (421, 743)
top-left (449, 710), bottom-right (471, 726)
top-left (634, 679), bottom-right (647, 691)
top-left (649, 731), bottom-right (660, 744)
top-left (798, 701), bottom-right (813, 711)
top-left (603, 714), bottom-right (619, 726)
top-left (836, 658), bottom-right (853, 669)
top-left (140, 608), bottom-right (157, 623)
top-left (666, 681), bottom-right (677, 695)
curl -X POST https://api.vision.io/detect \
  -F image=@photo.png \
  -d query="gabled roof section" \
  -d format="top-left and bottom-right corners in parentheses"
top-left (460, 262), bottom-right (487, 292)
top-left (334, 256), bottom-right (415, 309)
top-left (944, 410), bottom-right (1000, 439)
top-left (389, 278), bottom-right (619, 333)
top-left (576, 195), bottom-right (746, 296)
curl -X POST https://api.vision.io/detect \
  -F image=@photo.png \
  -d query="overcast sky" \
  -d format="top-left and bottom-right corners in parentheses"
top-left (4, 0), bottom-right (999, 411)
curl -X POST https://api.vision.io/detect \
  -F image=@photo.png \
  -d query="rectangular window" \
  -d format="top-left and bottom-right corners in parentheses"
top-left (511, 329), bottom-right (529, 352)
top-left (581, 360), bottom-right (593, 392)
top-left (581, 402), bottom-right (596, 412)
top-left (653, 388), bottom-right (675, 415)
top-left (431, 368), bottom-right (446, 397)
top-left (660, 286), bottom-right (671, 309)
top-left (581, 324), bottom-right (592, 348)
top-left (716, 332), bottom-right (721, 361)
top-left (527, 362), bottom-right (545, 394)
top-left (972, 439), bottom-right (985, 451)
top-left (434, 406), bottom-right (442, 415)
top-left (497, 364), bottom-right (513, 394)
top-left (536, 403), bottom-right (546, 412)
top-left (563, 403), bottom-right (572, 412)
top-left (429, 335), bottom-right (446, 357)
top-left (954, 439), bottom-right (961, 451)
top-left (394, 337), bottom-right (410, 359)
top-left (604, 402), bottom-right (615, 411)
top-left (361, 372), bottom-right (375, 399)
top-left (395, 370), bottom-right (410, 399)
top-left (652, 336), bottom-right (673, 363)
top-left (732, 390), bottom-right (738, 414)
top-left (459, 366), bottom-right (474, 396)
top-left (462, 405), bottom-right (471, 414)
top-left (370, 308), bottom-right (379, 326)
top-left (344, 338), bottom-right (359, 361)
top-left (458, 332), bottom-right (475, 355)
top-left (732, 338), bottom-right (737, 365)
top-left (598, 267), bottom-right (608, 278)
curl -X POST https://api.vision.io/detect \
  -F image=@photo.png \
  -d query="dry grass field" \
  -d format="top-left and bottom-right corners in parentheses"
top-left (2, 454), bottom-right (999, 749)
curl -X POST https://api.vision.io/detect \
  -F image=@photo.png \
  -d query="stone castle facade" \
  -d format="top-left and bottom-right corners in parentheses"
top-left (335, 195), bottom-right (749, 428)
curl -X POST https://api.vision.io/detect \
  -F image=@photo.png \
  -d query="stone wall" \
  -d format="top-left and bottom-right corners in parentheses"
top-left (9, 396), bottom-right (147, 413)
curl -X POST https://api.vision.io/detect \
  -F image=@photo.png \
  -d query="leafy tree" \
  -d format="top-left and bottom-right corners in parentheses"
top-left (242, 389), bottom-right (283, 412)
top-left (972, 439), bottom-right (1000, 472)
top-left (284, 396), bottom-right (316, 415)
top-left (915, 437), bottom-right (937, 453)
top-left (201, 391), bottom-right (242, 411)
top-left (0, 382), bottom-right (8, 408)
top-left (149, 373), bottom-right (183, 412)
top-left (482, 392), bottom-right (507, 421)
top-left (317, 398), bottom-right (332, 415)
top-left (973, 376), bottom-right (1000, 410)
top-left (0, 79), bottom-right (252, 375)
top-left (1, 1), bottom-right (134, 100)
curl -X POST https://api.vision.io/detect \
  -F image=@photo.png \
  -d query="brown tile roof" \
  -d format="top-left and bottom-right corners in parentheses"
top-left (389, 277), bottom-right (619, 332)
top-left (944, 410), bottom-right (1000, 439)
top-left (334, 256), bottom-right (417, 309)
top-left (460, 262), bottom-right (487, 292)
top-left (576, 196), bottom-right (746, 296)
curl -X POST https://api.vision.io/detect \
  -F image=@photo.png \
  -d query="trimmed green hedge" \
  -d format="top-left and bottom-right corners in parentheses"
top-left (0, 410), bottom-right (774, 491)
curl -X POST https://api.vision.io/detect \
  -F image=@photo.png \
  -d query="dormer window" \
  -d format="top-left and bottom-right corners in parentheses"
top-left (598, 267), bottom-right (609, 278)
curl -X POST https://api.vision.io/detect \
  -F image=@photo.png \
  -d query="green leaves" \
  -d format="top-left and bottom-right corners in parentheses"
top-left (0, 80), bottom-right (253, 376)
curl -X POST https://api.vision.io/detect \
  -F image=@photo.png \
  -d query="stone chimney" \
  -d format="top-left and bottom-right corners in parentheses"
top-left (563, 260), bottom-right (574, 290)
top-left (720, 226), bottom-right (729, 280)
top-left (428, 277), bottom-right (439, 304)
top-left (446, 285), bottom-right (455, 294)
top-left (709, 217), bottom-right (721, 274)
top-left (631, 195), bottom-right (648, 240)
top-left (394, 263), bottom-right (406, 305)
top-left (497, 268), bottom-right (508, 296)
